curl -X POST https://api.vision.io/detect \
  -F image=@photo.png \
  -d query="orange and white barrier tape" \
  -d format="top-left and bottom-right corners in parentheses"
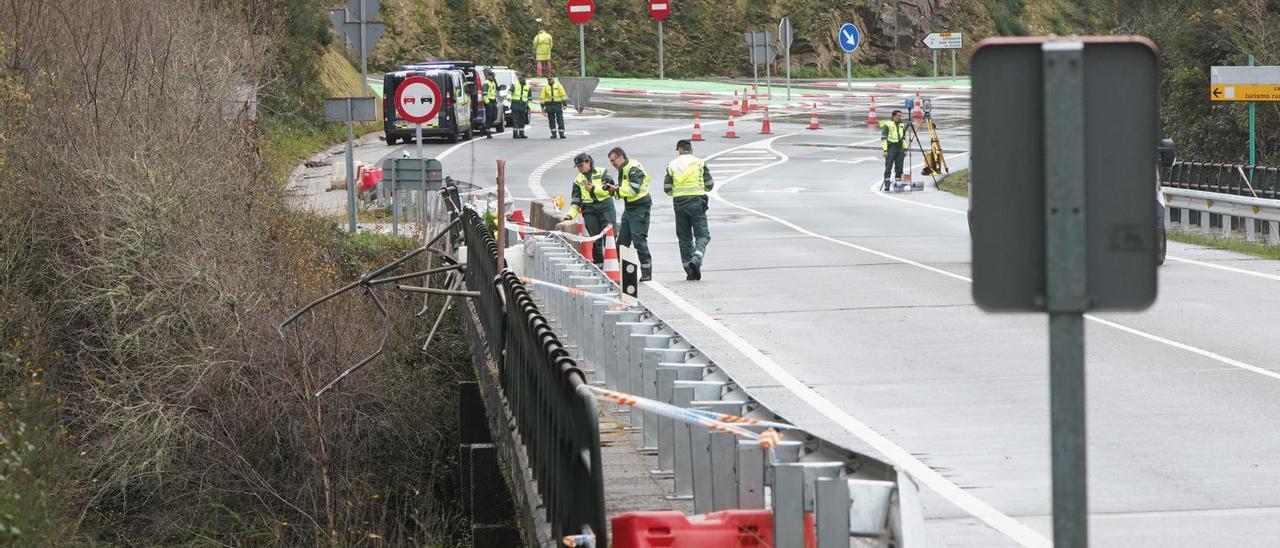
top-left (578, 385), bottom-right (790, 451)
top-left (517, 276), bottom-right (631, 311)
top-left (562, 534), bottom-right (595, 547)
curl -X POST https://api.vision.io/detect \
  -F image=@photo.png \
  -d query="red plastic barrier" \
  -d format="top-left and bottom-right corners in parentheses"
top-left (359, 167), bottom-right (382, 194)
top-left (612, 510), bottom-right (816, 548)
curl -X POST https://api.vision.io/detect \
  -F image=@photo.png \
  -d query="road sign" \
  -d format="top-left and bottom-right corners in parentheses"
top-left (393, 76), bottom-right (442, 125)
top-left (745, 32), bottom-right (777, 63)
top-left (381, 158), bottom-right (444, 192)
top-left (1210, 65), bottom-right (1280, 101)
top-left (649, 0), bottom-right (669, 21)
top-left (559, 77), bottom-right (600, 114)
top-left (566, 0), bottom-right (595, 24)
top-left (778, 17), bottom-right (794, 49)
top-left (922, 32), bottom-right (963, 49)
top-left (971, 37), bottom-right (1159, 312)
top-left (323, 97), bottom-right (377, 122)
top-left (838, 23), bottom-right (860, 53)
top-left (329, 0), bottom-right (386, 96)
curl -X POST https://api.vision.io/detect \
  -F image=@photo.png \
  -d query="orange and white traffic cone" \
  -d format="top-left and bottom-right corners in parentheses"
top-left (750, 83), bottom-right (759, 102)
top-left (691, 113), bottom-right (705, 142)
top-left (577, 216), bottom-right (594, 262)
top-left (730, 90), bottom-right (741, 116)
top-left (602, 225), bottom-right (621, 282)
top-left (723, 115), bottom-right (740, 138)
top-left (759, 106), bottom-right (773, 134)
top-left (913, 90), bottom-right (924, 120)
top-left (866, 95), bottom-right (879, 126)
top-left (806, 102), bottom-right (822, 130)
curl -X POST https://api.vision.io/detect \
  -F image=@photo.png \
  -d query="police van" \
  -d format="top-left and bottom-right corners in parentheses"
top-left (383, 68), bottom-right (472, 144)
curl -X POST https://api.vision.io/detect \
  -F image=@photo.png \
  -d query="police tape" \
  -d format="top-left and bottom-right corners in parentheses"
top-left (504, 222), bottom-right (611, 243)
top-left (577, 384), bottom-right (787, 449)
top-left (561, 534), bottom-right (594, 547)
top-left (516, 276), bottom-right (630, 311)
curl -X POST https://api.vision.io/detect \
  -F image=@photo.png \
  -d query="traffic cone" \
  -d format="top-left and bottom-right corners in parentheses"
top-left (577, 216), bottom-right (594, 262)
top-left (806, 102), bottom-right (822, 130)
top-left (602, 225), bottom-right (621, 282)
top-left (866, 95), bottom-right (879, 126)
top-left (742, 93), bottom-right (750, 113)
top-left (759, 106), bottom-right (773, 135)
top-left (913, 90), bottom-right (924, 120)
top-left (723, 115), bottom-right (740, 138)
top-left (730, 90), bottom-right (741, 116)
top-left (750, 83), bottom-right (759, 102)
top-left (691, 113), bottom-right (705, 142)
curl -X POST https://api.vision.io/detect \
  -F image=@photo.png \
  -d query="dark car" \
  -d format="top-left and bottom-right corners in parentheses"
top-left (382, 68), bottom-right (472, 144)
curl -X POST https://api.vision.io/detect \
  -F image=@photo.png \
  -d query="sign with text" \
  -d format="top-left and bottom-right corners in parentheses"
top-left (1210, 65), bottom-right (1280, 102)
top-left (922, 32), bottom-right (963, 50)
top-left (649, 0), bottom-right (669, 21)
top-left (566, 0), bottom-right (595, 24)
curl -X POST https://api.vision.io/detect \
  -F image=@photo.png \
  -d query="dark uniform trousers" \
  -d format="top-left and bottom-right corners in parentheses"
top-left (618, 195), bottom-right (652, 268)
top-left (581, 202), bottom-right (616, 263)
top-left (673, 196), bottom-right (710, 265)
top-left (884, 143), bottom-right (906, 180)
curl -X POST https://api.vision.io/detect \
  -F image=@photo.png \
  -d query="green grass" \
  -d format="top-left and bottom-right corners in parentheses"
top-left (937, 169), bottom-right (970, 197)
top-left (1168, 230), bottom-right (1280, 261)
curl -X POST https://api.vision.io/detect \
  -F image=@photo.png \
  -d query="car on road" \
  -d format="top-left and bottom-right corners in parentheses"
top-left (382, 68), bottom-right (474, 144)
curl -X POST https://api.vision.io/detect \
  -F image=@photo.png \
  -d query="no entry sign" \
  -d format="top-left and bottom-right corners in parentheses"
top-left (649, 0), bottom-right (669, 21)
top-left (566, 0), bottom-right (595, 24)
top-left (393, 75), bottom-right (442, 124)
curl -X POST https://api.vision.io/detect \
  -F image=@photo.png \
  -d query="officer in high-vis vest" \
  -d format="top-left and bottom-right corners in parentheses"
top-left (533, 26), bottom-right (554, 77)
top-left (663, 139), bottom-right (713, 281)
top-left (607, 147), bottom-right (653, 281)
top-left (482, 71), bottom-right (498, 139)
top-left (540, 76), bottom-right (568, 139)
top-left (510, 73), bottom-right (530, 139)
top-left (880, 109), bottom-right (907, 191)
top-left (565, 153), bottom-right (617, 264)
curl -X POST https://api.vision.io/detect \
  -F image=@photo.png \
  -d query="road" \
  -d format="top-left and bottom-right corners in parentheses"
top-left (296, 90), bottom-right (1280, 546)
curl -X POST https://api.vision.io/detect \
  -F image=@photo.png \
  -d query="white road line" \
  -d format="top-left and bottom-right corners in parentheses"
top-left (644, 280), bottom-right (1052, 548)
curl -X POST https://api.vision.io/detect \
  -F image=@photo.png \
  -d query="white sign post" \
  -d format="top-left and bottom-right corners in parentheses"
top-left (922, 32), bottom-right (964, 78)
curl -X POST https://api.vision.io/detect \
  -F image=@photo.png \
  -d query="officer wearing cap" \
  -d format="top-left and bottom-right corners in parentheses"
top-left (663, 139), bottom-right (713, 281)
top-left (564, 153), bottom-right (617, 264)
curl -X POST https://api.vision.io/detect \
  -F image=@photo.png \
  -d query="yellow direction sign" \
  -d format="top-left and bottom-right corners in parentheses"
top-left (1210, 65), bottom-right (1280, 101)
top-left (1210, 84), bottom-right (1280, 102)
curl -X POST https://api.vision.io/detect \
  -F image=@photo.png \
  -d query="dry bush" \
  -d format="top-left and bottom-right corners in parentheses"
top-left (0, 0), bottom-right (469, 545)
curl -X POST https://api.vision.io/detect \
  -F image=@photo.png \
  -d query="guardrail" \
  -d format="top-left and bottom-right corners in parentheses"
top-left (458, 205), bottom-right (609, 545)
top-left (1165, 161), bottom-right (1279, 198)
top-left (1163, 162), bottom-right (1280, 245)
top-left (516, 233), bottom-right (925, 547)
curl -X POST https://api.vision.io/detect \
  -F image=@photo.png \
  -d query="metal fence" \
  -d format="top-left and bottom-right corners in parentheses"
top-left (518, 234), bottom-right (925, 547)
top-left (458, 204), bottom-right (608, 545)
top-left (1166, 161), bottom-right (1280, 199)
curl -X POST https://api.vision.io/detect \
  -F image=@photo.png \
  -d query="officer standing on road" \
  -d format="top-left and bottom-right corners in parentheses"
top-left (607, 147), bottom-right (653, 281)
top-left (664, 139), bottom-right (713, 281)
top-left (482, 70), bottom-right (498, 139)
top-left (533, 23), bottom-right (554, 77)
top-left (541, 76), bottom-right (568, 139)
top-left (510, 73), bottom-right (530, 139)
top-left (564, 153), bottom-right (617, 264)
top-left (880, 109), bottom-right (907, 191)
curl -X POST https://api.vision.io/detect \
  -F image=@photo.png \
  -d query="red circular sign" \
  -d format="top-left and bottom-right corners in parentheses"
top-left (566, 0), bottom-right (595, 24)
top-left (394, 75), bottom-right (443, 125)
top-left (649, 0), bottom-right (669, 21)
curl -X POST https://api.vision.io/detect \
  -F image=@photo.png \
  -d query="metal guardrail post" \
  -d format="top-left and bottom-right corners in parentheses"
top-left (848, 478), bottom-right (896, 537)
top-left (773, 440), bottom-right (805, 463)
top-left (773, 463), bottom-right (806, 548)
top-left (658, 363), bottom-right (705, 475)
top-left (631, 334), bottom-right (674, 433)
top-left (709, 431), bottom-right (738, 511)
top-left (640, 346), bottom-right (685, 451)
top-left (736, 441), bottom-right (767, 509)
top-left (815, 477), bottom-right (851, 548)
top-left (669, 383), bottom-right (695, 498)
top-left (681, 380), bottom-right (726, 513)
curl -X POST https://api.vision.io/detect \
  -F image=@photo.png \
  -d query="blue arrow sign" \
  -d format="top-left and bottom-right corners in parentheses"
top-left (838, 23), bottom-right (860, 53)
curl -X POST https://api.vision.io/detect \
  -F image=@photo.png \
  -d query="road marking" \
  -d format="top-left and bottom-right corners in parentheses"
top-left (1164, 255), bottom-right (1280, 282)
top-left (821, 158), bottom-right (876, 165)
top-left (644, 280), bottom-right (1052, 548)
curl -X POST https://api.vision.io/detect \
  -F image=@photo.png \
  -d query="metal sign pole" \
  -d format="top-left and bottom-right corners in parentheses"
top-left (579, 24), bottom-right (586, 77)
top-left (1042, 40), bottom-right (1088, 548)
top-left (932, 49), bottom-right (939, 78)
top-left (359, 0), bottom-right (368, 96)
top-left (766, 54), bottom-right (772, 100)
top-left (785, 37), bottom-right (791, 101)
top-left (658, 21), bottom-right (664, 79)
top-left (952, 49), bottom-right (958, 78)
top-left (1249, 54), bottom-right (1257, 176)
top-left (345, 99), bottom-right (358, 232)
top-left (846, 53), bottom-right (852, 91)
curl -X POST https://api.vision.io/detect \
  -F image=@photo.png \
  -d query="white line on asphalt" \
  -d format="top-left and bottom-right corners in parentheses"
top-left (656, 133), bottom-right (1054, 547)
top-left (644, 279), bottom-right (1053, 548)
